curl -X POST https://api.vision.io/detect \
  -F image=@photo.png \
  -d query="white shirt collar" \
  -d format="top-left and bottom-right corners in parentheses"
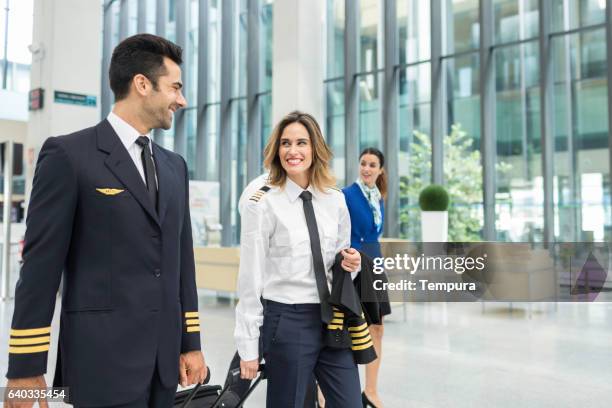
top-left (284, 176), bottom-right (317, 203)
top-left (107, 111), bottom-right (152, 152)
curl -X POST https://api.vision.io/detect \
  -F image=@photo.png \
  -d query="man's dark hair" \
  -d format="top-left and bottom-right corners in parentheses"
top-left (109, 33), bottom-right (183, 101)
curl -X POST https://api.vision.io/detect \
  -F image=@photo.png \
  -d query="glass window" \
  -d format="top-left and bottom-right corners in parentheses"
top-left (444, 53), bottom-right (483, 240)
top-left (232, 0), bottom-right (248, 98)
top-left (358, 72), bottom-right (382, 152)
top-left (147, 0), bottom-right (157, 33)
top-left (494, 42), bottom-right (543, 242)
top-left (399, 62), bottom-right (432, 241)
top-left (327, 0), bottom-right (345, 78)
top-left (493, 0), bottom-right (539, 44)
top-left (397, 0), bottom-right (431, 65)
top-left (552, 29), bottom-right (610, 242)
top-left (260, 92), bottom-right (273, 152)
top-left (325, 79), bottom-right (346, 186)
top-left (260, 0), bottom-right (274, 92)
top-left (112, 1), bottom-right (121, 48)
top-left (551, 0), bottom-right (606, 33)
top-left (359, 0), bottom-right (383, 72)
top-left (166, 0), bottom-right (176, 42)
top-left (445, 0), bottom-right (480, 55)
top-left (446, 53), bottom-right (481, 139)
top-left (129, 0), bottom-right (138, 35)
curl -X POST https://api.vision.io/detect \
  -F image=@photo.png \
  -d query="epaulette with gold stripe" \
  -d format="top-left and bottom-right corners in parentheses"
top-left (184, 311), bottom-right (200, 333)
top-left (249, 185), bottom-right (271, 203)
top-left (9, 326), bottom-right (51, 354)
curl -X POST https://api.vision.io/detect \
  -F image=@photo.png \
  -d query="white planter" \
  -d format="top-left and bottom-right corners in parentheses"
top-left (421, 211), bottom-right (448, 242)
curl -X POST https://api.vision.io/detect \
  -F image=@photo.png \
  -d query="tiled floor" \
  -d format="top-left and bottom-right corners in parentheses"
top-left (1, 296), bottom-right (612, 407)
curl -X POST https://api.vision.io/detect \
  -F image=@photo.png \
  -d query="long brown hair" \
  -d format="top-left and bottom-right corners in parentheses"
top-left (263, 111), bottom-right (336, 191)
top-left (360, 147), bottom-right (387, 200)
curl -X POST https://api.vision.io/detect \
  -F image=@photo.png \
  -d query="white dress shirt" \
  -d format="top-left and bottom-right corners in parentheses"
top-left (107, 111), bottom-right (156, 185)
top-left (234, 177), bottom-right (353, 361)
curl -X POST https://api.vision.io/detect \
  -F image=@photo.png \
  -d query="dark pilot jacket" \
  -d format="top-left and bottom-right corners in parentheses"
top-left (7, 119), bottom-right (201, 406)
top-left (326, 253), bottom-right (377, 365)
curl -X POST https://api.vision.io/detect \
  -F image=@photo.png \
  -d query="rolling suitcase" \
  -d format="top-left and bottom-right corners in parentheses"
top-left (174, 364), bottom-right (266, 408)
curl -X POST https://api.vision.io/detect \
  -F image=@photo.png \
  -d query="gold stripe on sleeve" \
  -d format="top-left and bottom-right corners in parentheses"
top-left (327, 324), bottom-right (343, 330)
top-left (186, 319), bottom-right (200, 325)
top-left (351, 335), bottom-right (372, 345)
top-left (184, 312), bottom-right (199, 318)
top-left (351, 341), bottom-right (374, 351)
top-left (10, 327), bottom-right (51, 337)
top-left (9, 344), bottom-right (50, 354)
top-left (9, 336), bottom-right (51, 346)
top-left (186, 326), bottom-right (200, 333)
top-left (348, 323), bottom-right (368, 332)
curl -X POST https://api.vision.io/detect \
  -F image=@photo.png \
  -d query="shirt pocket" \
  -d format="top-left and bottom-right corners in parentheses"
top-left (321, 220), bottom-right (340, 261)
top-left (269, 221), bottom-right (311, 258)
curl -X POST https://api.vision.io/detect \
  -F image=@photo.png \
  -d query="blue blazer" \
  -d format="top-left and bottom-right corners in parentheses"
top-left (342, 183), bottom-right (384, 258)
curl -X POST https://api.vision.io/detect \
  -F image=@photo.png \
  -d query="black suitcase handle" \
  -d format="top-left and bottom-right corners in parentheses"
top-left (178, 367), bottom-right (212, 408)
top-left (210, 364), bottom-right (266, 408)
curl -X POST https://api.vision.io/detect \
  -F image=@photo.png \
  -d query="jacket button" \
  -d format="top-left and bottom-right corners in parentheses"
top-left (154, 268), bottom-right (161, 277)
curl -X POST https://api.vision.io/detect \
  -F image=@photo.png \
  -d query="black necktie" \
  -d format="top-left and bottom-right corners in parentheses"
top-left (299, 190), bottom-right (333, 324)
top-left (135, 136), bottom-right (158, 211)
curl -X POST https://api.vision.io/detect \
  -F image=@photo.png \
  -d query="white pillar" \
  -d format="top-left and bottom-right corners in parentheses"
top-left (26, 0), bottom-right (102, 199)
top-left (272, 0), bottom-right (325, 125)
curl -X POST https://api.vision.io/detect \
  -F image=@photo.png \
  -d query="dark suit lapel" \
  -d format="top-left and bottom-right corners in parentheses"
top-left (152, 143), bottom-right (176, 226)
top-left (96, 120), bottom-right (161, 227)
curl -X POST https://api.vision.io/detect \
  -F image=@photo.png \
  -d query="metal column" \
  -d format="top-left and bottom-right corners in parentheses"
top-left (101, 0), bottom-right (114, 119)
top-left (480, 0), bottom-right (496, 241)
top-left (344, 0), bottom-right (359, 183)
top-left (220, 0), bottom-right (234, 246)
top-left (539, 0), bottom-right (555, 243)
top-left (1, 141), bottom-right (14, 299)
top-left (382, 0), bottom-right (399, 238)
top-left (196, 0), bottom-right (210, 180)
top-left (246, 0), bottom-right (262, 183)
top-left (174, 0), bottom-right (188, 157)
top-left (119, 0), bottom-right (129, 40)
top-left (137, 0), bottom-right (147, 33)
top-left (430, 0), bottom-right (445, 184)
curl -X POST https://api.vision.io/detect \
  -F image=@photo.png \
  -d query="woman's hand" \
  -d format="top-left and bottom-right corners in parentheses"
top-left (341, 248), bottom-right (361, 272)
top-left (240, 358), bottom-right (259, 380)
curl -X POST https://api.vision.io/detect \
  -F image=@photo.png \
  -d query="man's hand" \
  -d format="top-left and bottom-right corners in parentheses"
top-left (240, 358), bottom-right (259, 380)
top-left (5, 376), bottom-right (49, 408)
top-left (341, 248), bottom-right (361, 272)
top-left (179, 351), bottom-right (207, 387)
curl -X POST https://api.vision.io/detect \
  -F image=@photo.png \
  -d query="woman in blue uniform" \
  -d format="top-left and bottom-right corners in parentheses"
top-left (235, 111), bottom-right (366, 408)
top-left (343, 147), bottom-right (391, 408)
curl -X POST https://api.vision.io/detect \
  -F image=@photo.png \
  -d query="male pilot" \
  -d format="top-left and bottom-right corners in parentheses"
top-left (5, 34), bottom-right (207, 408)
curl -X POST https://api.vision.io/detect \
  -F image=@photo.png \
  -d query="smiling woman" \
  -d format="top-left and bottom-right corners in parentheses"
top-left (262, 110), bottom-right (336, 192)
top-left (234, 110), bottom-right (374, 407)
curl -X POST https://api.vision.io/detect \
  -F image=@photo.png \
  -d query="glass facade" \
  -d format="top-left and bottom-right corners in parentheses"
top-left (551, 28), bottom-right (610, 242)
top-left (103, 0), bottom-right (273, 246)
top-left (325, 0), bottom-right (612, 243)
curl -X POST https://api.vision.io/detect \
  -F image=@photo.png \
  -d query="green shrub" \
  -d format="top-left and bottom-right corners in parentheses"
top-left (419, 185), bottom-right (449, 211)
